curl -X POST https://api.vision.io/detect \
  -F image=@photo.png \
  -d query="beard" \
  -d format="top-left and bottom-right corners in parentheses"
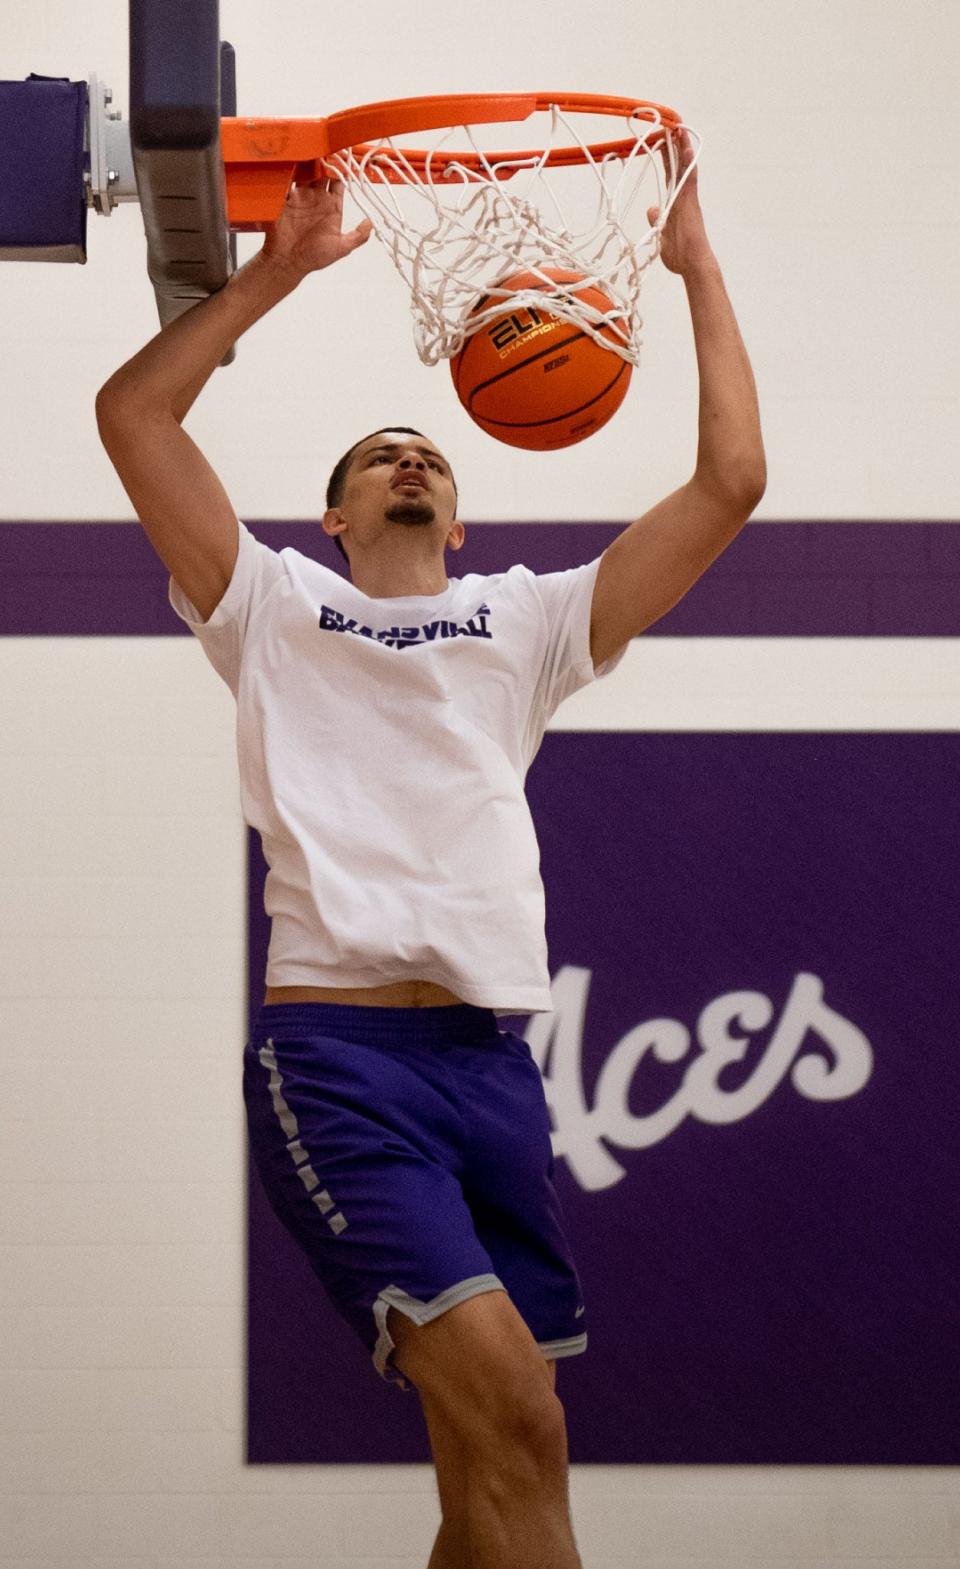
top-left (385, 497), bottom-right (435, 527)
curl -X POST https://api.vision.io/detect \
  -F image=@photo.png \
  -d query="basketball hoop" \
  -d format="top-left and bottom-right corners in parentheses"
top-left (323, 93), bottom-right (699, 368)
top-left (220, 93), bottom-right (701, 369)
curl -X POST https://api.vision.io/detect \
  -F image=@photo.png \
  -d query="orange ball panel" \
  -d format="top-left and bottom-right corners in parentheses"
top-left (450, 268), bottom-right (632, 451)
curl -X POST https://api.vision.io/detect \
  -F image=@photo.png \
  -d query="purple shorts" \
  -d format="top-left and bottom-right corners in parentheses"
top-left (244, 1001), bottom-right (588, 1391)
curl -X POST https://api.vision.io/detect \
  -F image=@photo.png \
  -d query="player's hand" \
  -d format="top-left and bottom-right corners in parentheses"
top-left (260, 180), bottom-right (373, 275)
top-left (647, 128), bottom-right (714, 277)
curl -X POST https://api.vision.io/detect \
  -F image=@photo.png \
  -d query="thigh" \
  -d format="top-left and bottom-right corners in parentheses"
top-left (389, 1286), bottom-right (559, 1452)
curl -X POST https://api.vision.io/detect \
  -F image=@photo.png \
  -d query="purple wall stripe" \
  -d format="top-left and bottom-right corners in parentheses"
top-left (1, 520), bottom-right (958, 636)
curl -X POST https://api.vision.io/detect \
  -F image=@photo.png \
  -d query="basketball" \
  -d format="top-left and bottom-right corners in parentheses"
top-left (450, 268), bottom-right (632, 451)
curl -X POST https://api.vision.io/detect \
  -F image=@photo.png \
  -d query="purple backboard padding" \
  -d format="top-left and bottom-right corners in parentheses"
top-left (1, 520), bottom-right (959, 635)
top-left (0, 77), bottom-right (88, 255)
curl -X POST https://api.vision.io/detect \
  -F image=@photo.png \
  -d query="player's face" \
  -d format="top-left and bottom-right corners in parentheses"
top-left (342, 433), bottom-right (457, 535)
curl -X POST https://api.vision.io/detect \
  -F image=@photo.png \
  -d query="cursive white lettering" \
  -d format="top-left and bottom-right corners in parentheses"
top-left (525, 968), bottom-right (874, 1192)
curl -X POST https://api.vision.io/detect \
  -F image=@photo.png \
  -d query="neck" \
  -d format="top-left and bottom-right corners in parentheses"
top-left (347, 550), bottom-right (451, 600)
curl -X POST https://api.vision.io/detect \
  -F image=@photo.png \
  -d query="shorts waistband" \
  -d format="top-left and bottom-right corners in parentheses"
top-left (251, 1001), bottom-right (500, 1047)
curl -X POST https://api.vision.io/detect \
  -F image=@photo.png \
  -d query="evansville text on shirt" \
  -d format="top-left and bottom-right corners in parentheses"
top-left (318, 603), bottom-right (493, 650)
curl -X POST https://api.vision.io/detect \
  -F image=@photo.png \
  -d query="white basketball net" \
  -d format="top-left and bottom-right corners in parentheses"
top-left (327, 102), bottom-right (700, 368)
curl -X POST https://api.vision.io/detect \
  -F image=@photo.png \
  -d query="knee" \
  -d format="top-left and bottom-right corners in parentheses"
top-left (476, 1383), bottom-right (568, 1470)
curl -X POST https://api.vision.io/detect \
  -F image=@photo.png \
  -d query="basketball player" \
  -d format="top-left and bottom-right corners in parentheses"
top-left (96, 131), bottom-right (764, 1569)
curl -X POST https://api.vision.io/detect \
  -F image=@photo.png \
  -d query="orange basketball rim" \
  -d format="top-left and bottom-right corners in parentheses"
top-left (218, 93), bottom-right (684, 228)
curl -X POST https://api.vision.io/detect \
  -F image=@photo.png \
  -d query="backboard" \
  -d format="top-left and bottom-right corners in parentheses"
top-left (129, 0), bottom-right (237, 355)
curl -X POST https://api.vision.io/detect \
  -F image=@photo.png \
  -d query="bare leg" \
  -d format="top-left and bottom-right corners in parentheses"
top-left (466, 1420), bottom-right (582, 1569)
top-left (427, 1515), bottom-right (471, 1568)
top-left (388, 1297), bottom-right (581, 1569)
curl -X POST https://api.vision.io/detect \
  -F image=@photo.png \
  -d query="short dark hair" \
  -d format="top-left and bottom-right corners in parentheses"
top-left (325, 426), bottom-right (457, 563)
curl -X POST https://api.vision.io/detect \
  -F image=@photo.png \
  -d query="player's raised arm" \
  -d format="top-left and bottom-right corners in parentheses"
top-left (589, 132), bottom-right (766, 666)
top-left (95, 184), bottom-right (371, 622)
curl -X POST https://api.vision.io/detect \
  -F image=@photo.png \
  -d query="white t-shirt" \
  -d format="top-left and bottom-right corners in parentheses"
top-left (169, 522), bottom-right (627, 1014)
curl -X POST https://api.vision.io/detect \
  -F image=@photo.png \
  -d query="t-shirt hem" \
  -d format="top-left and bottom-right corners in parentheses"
top-left (449, 983), bottom-right (553, 1013)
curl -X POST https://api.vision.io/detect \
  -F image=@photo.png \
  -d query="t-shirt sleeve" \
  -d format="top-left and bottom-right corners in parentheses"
top-left (167, 521), bottom-right (285, 697)
top-left (528, 553), bottom-right (630, 719)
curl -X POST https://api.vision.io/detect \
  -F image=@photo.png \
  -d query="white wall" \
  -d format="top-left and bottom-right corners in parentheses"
top-left (2, 0), bottom-right (959, 1565)
top-left (3, 0), bottom-right (958, 524)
